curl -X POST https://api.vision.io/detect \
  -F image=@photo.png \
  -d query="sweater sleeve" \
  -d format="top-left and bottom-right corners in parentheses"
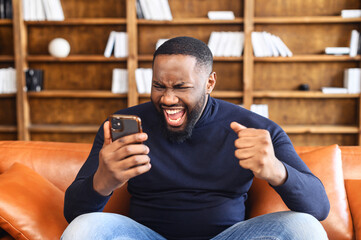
top-left (271, 131), bottom-right (330, 221)
top-left (64, 124), bottom-right (112, 223)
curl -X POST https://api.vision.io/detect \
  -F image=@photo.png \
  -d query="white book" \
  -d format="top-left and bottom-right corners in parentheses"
top-left (111, 69), bottom-right (128, 94)
top-left (155, 38), bottom-right (168, 50)
top-left (229, 32), bottom-right (239, 57)
top-left (0, 69), bottom-right (3, 93)
top-left (208, 32), bottom-right (220, 56)
top-left (135, 68), bottom-right (146, 94)
top-left (143, 68), bottom-right (153, 93)
top-left (139, 0), bottom-right (151, 19)
top-left (216, 32), bottom-right (229, 57)
top-left (237, 32), bottom-right (245, 57)
top-left (120, 69), bottom-right (128, 93)
top-left (263, 32), bottom-right (279, 57)
top-left (223, 32), bottom-right (235, 57)
top-left (159, 0), bottom-right (172, 20)
top-left (29, 0), bottom-right (36, 20)
top-left (37, 0), bottom-right (46, 20)
top-left (349, 30), bottom-right (360, 57)
top-left (251, 32), bottom-right (264, 57)
top-left (207, 11), bottom-right (235, 20)
top-left (104, 31), bottom-right (116, 57)
top-left (341, 9), bottom-right (361, 18)
top-left (145, 0), bottom-right (157, 20)
top-left (52, 0), bottom-right (65, 20)
top-left (344, 68), bottom-right (361, 93)
top-left (114, 32), bottom-right (128, 58)
top-left (321, 87), bottom-right (348, 94)
top-left (11, 68), bottom-right (16, 93)
top-left (325, 47), bottom-right (350, 55)
top-left (42, 0), bottom-right (52, 20)
top-left (153, 0), bottom-right (164, 20)
top-left (251, 104), bottom-right (269, 118)
top-left (260, 32), bottom-right (273, 57)
top-left (276, 36), bottom-right (293, 57)
top-left (270, 34), bottom-right (287, 57)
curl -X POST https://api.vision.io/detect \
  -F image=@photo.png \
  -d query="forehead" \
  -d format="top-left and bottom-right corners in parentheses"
top-left (153, 54), bottom-right (198, 73)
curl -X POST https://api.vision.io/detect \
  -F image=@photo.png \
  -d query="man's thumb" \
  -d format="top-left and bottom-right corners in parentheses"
top-left (103, 121), bottom-right (112, 146)
top-left (230, 122), bottom-right (247, 133)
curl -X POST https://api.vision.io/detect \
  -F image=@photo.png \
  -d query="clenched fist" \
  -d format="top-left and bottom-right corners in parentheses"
top-left (230, 122), bottom-right (287, 186)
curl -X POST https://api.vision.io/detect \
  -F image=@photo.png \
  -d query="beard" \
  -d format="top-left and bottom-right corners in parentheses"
top-left (157, 94), bottom-right (207, 143)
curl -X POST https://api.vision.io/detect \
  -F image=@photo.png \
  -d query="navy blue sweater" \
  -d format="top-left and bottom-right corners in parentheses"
top-left (64, 97), bottom-right (330, 239)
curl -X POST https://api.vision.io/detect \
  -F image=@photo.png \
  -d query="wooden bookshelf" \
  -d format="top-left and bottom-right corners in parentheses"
top-left (5, 0), bottom-right (361, 146)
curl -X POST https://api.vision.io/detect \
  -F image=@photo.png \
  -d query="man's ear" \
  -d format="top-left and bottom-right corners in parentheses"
top-left (206, 72), bottom-right (217, 94)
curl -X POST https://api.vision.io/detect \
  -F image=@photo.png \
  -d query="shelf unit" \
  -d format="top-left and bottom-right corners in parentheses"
top-left (3, 0), bottom-right (361, 146)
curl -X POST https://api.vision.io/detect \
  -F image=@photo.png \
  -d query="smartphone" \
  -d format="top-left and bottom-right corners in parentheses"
top-left (109, 114), bottom-right (142, 141)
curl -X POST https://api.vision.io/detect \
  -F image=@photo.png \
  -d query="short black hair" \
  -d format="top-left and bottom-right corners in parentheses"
top-left (153, 36), bottom-right (213, 74)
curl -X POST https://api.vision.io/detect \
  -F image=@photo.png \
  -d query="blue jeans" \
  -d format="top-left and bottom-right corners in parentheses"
top-left (61, 211), bottom-right (328, 240)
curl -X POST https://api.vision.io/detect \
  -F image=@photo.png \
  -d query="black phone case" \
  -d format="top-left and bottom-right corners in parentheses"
top-left (110, 116), bottom-right (142, 141)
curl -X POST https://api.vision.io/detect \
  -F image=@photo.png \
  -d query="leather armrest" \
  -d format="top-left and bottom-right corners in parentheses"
top-left (345, 179), bottom-right (361, 240)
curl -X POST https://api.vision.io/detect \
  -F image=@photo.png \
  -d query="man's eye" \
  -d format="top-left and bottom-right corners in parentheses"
top-left (153, 84), bottom-right (165, 89)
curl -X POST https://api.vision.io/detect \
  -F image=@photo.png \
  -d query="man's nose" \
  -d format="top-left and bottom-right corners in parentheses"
top-left (161, 89), bottom-right (178, 106)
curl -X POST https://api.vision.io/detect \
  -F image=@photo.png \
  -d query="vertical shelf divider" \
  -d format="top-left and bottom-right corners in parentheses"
top-left (13, 0), bottom-right (30, 140)
top-left (127, 0), bottom-right (139, 107)
top-left (243, 0), bottom-right (254, 109)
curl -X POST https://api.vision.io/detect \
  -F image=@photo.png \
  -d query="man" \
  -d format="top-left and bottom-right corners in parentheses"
top-left (62, 36), bottom-right (330, 239)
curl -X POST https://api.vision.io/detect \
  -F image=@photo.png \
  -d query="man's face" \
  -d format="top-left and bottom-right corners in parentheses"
top-left (151, 54), bottom-right (215, 142)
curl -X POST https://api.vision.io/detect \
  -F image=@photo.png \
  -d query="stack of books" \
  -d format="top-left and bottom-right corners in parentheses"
top-left (321, 68), bottom-right (361, 94)
top-left (22, 0), bottom-right (64, 21)
top-left (104, 31), bottom-right (128, 58)
top-left (0, 68), bottom-right (16, 94)
top-left (207, 11), bottom-right (235, 20)
top-left (135, 68), bottom-right (152, 94)
top-left (252, 31), bottom-right (292, 57)
top-left (111, 69), bottom-right (128, 94)
top-left (136, 0), bottom-right (172, 20)
top-left (208, 31), bottom-right (244, 57)
top-left (325, 29), bottom-right (361, 56)
top-left (0, 0), bottom-right (12, 19)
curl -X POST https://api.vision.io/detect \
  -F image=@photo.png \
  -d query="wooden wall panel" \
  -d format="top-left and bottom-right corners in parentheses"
top-left (255, 0), bottom-right (361, 17)
top-left (254, 62), bottom-right (359, 91)
top-left (29, 62), bottom-right (127, 90)
top-left (0, 98), bottom-right (16, 125)
top-left (0, 26), bottom-right (14, 55)
top-left (254, 98), bottom-right (358, 125)
top-left (0, 133), bottom-right (17, 140)
top-left (29, 98), bottom-right (127, 124)
top-left (213, 62), bottom-right (243, 91)
top-left (255, 24), bottom-right (361, 55)
top-left (28, 25), bottom-right (126, 55)
top-left (61, 0), bottom-right (126, 18)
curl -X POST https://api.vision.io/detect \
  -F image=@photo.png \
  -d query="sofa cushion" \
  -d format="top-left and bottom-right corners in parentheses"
top-left (247, 145), bottom-right (353, 240)
top-left (0, 163), bottom-right (68, 240)
top-left (345, 179), bottom-right (361, 240)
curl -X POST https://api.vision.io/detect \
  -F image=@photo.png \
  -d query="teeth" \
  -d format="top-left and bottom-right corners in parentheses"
top-left (168, 117), bottom-right (182, 123)
top-left (165, 109), bottom-right (182, 115)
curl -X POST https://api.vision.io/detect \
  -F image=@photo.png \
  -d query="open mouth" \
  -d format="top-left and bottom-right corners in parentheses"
top-left (163, 108), bottom-right (187, 127)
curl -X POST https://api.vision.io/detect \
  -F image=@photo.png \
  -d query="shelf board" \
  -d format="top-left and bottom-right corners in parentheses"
top-left (137, 17), bottom-right (243, 25)
top-left (0, 125), bottom-right (17, 133)
top-left (282, 125), bottom-right (359, 134)
top-left (27, 90), bottom-right (127, 98)
top-left (255, 55), bottom-right (361, 62)
top-left (27, 55), bottom-right (127, 62)
top-left (25, 18), bottom-right (127, 25)
top-left (138, 54), bottom-right (243, 62)
top-left (0, 19), bottom-right (12, 25)
top-left (254, 16), bottom-right (361, 24)
top-left (211, 91), bottom-right (243, 98)
top-left (253, 91), bottom-right (360, 98)
top-left (29, 124), bottom-right (99, 133)
top-left (0, 55), bottom-right (15, 62)
top-left (0, 93), bottom-right (16, 98)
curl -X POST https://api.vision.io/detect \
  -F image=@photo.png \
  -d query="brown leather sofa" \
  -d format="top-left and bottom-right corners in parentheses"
top-left (0, 141), bottom-right (360, 240)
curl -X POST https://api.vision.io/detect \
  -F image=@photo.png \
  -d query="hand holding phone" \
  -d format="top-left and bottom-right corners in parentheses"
top-left (109, 114), bottom-right (142, 141)
top-left (93, 115), bottom-right (150, 196)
